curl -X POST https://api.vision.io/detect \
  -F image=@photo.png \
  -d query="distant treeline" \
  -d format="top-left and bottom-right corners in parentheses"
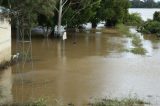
top-left (130, 0), bottom-right (160, 8)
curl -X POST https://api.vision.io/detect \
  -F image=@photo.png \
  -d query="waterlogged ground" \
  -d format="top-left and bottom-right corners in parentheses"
top-left (1, 28), bottom-right (160, 106)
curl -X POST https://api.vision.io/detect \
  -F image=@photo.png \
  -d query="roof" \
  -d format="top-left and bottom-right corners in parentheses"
top-left (0, 6), bottom-right (10, 17)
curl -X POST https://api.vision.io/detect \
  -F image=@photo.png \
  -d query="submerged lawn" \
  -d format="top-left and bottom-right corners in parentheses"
top-left (1, 98), bottom-right (150, 106)
top-left (89, 98), bottom-right (150, 106)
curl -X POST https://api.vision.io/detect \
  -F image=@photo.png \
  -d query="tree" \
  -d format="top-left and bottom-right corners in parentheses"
top-left (0, 0), bottom-right (55, 31)
top-left (54, 0), bottom-right (101, 34)
top-left (89, 0), bottom-right (102, 28)
top-left (153, 11), bottom-right (160, 22)
top-left (144, 0), bottom-right (156, 8)
top-left (130, 0), bottom-right (159, 8)
top-left (37, 14), bottom-right (55, 37)
top-left (96, 0), bottom-right (130, 27)
top-left (140, 20), bottom-right (160, 34)
top-left (130, 0), bottom-right (144, 8)
top-left (125, 13), bottom-right (143, 26)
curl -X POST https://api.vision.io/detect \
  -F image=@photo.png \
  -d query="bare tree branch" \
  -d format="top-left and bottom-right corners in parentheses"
top-left (62, 2), bottom-right (71, 17)
top-left (67, 1), bottom-right (99, 23)
top-left (53, 5), bottom-right (59, 12)
top-left (62, 0), bottom-right (68, 7)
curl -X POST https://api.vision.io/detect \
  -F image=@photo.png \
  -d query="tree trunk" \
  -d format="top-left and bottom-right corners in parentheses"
top-left (105, 19), bottom-right (116, 27)
top-left (91, 22), bottom-right (97, 28)
top-left (42, 27), bottom-right (49, 37)
top-left (57, 0), bottom-right (63, 36)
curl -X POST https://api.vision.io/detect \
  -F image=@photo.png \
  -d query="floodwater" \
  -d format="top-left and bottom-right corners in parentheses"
top-left (129, 8), bottom-right (160, 21)
top-left (2, 28), bottom-right (160, 106)
top-left (0, 9), bottom-right (160, 106)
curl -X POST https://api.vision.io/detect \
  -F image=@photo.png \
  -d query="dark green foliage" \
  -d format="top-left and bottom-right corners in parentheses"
top-left (153, 11), bottom-right (160, 22)
top-left (140, 20), bottom-right (160, 34)
top-left (38, 14), bottom-right (54, 28)
top-left (0, 0), bottom-right (131, 31)
top-left (37, 14), bottom-right (55, 37)
top-left (136, 11), bottom-right (160, 35)
top-left (0, 0), bottom-right (55, 29)
top-left (89, 0), bottom-right (102, 28)
top-left (97, 0), bottom-right (130, 27)
top-left (61, 0), bottom-right (101, 28)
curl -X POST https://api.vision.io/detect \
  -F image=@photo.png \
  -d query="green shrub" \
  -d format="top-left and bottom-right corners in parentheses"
top-left (140, 20), bottom-right (160, 34)
top-left (153, 11), bottom-right (160, 22)
top-left (125, 13), bottom-right (143, 26)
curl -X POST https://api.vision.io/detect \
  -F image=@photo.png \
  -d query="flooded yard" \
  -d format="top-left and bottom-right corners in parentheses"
top-left (0, 27), bottom-right (160, 105)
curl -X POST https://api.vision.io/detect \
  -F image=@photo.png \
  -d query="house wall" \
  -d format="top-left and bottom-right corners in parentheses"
top-left (0, 17), bottom-right (11, 62)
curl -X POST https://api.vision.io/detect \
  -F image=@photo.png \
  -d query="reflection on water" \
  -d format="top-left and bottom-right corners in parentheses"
top-left (12, 40), bottom-right (34, 104)
top-left (1, 28), bottom-right (160, 105)
top-left (0, 68), bottom-right (12, 104)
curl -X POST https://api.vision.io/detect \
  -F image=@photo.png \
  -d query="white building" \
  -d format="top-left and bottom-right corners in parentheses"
top-left (0, 7), bottom-right (12, 105)
top-left (0, 7), bottom-right (11, 62)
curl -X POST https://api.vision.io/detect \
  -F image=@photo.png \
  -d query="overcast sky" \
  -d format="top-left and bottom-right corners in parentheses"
top-left (154, 0), bottom-right (160, 2)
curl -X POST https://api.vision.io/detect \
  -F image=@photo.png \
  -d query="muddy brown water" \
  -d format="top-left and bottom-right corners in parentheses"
top-left (1, 28), bottom-right (160, 105)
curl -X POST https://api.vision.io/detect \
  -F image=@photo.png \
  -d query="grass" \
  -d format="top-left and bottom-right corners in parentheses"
top-left (115, 24), bottom-right (147, 55)
top-left (89, 98), bottom-right (150, 106)
top-left (116, 24), bottom-right (132, 37)
top-left (1, 99), bottom-right (47, 106)
top-left (132, 35), bottom-right (143, 47)
top-left (130, 35), bottom-right (147, 55)
top-left (1, 97), bottom-right (150, 106)
top-left (131, 47), bottom-right (147, 55)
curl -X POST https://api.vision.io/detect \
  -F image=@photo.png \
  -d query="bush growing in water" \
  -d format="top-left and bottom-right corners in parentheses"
top-left (140, 20), bottom-right (160, 34)
top-left (139, 11), bottom-right (160, 34)
top-left (125, 13), bottom-right (143, 26)
top-left (116, 24), bottom-right (132, 37)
